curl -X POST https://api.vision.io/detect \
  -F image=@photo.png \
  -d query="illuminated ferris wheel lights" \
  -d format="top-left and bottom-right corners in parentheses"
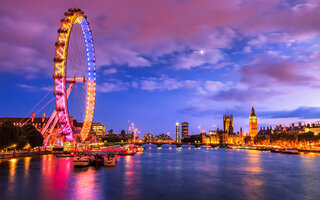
top-left (54, 9), bottom-right (96, 142)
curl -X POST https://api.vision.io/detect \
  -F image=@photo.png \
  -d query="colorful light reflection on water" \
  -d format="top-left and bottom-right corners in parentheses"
top-left (1, 149), bottom-right (320, 200)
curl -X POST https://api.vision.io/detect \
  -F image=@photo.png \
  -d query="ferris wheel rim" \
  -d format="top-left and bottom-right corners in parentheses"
top-left (53, 8), bottom-right (96, 142)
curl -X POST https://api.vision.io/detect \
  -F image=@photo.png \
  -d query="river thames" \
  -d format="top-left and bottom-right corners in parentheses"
top-left (1, 147), bottom-right (320, 200)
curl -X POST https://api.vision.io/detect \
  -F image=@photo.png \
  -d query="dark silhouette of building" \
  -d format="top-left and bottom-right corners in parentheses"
top-left (120, 130), bottom-right (126, 138)
top-left (181, 122), bottom-right (189, 139)
top-left (143, 133), bottom-right (153, 142)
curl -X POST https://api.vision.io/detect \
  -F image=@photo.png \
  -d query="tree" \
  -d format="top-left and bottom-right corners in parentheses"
top-left (298, 132), bottom-right (315, 148)
top-left (120, 130), bottom-right (126, 137)
top-left (0, 121), bottom-right (19, 149)
top-left (17, 135), bottom-right (28, 149)
top-left (244, 136), bottom-right (252, 145)
top-left (107, 129), bottom-right (114, 135)
top-left (102, 135), bottom-right (121, 143)
top-left (181, 135), bottom-right (201, 143)
top-left (20, 124), bottom-right (44, 148)
top-left (254, 135), bottom-right (268, 145)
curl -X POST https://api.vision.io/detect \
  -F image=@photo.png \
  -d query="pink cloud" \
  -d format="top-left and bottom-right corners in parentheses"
top-left (240, 54), bottom-right (319, 87)
top-left (1, 0), bottom-right (320, 78)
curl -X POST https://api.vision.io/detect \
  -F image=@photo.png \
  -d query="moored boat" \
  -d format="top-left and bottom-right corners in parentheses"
top-left (137, 147), bottom-right (144, 152)
top-left (119, 149), bottom-right (136, 156)
top-left (92, 154), bottom-right (104, 166)
top-left (104, 154), bottom-right (117, 167)
top-left (73, 154), bottom-right (90, 167)
top-left (270, 148), bottom-right (280, 153)
top-left (226, 145), bottom-right (236, 149)
top-left (280, 149), bottom-right (299, 154)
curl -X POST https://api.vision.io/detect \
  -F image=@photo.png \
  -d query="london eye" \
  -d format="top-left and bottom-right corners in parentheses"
top-left (53, 8), bottom-right (96, 142)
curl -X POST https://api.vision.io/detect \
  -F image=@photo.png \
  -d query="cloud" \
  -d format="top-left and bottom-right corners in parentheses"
top-left (140, 76), bottom-right (200, 91)
top-left (17, 84), bottom-right (35, 90)
top-left (174, 49), bottom-right (225, 70)
top-left (97, 81), bottom-right (131, 93)
top-left (207, 50), bottom-right (320, 103)
top-left (242, 46), bottom-right (252, 54)
top-left (17, 84), bottom-right (52, 92)
top-left (210, 87), bottom-right (281, 103)
top-left (96, 75), bottom-right (232, 94)
top-left (179, 105), bottom-right (249, 118)
top-left (259, 106), bottom-right (320, 119)
top-left (96, 44), bottom-right (151, 68)
top-left (0, 43), bottom-right (51, 79)
top-left (240, 54), bottom-right (320, 88)
top-left (103, 68), bottom-right (117, 75)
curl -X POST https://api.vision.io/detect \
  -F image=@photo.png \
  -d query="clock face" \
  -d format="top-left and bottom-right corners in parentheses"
top-left (250, 116), bottom-right (257, 123)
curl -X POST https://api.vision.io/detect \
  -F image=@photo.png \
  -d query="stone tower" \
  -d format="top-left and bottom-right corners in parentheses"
top-left (249, 106), bottom-right (257, 137)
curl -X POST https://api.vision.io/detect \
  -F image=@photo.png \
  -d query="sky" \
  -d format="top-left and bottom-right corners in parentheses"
top-left (1, 0), bottom-right (320, 138)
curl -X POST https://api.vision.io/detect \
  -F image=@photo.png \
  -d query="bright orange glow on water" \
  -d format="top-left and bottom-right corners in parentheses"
top-left (24, 157), bottom-right (31, 178)
top-left (243, 150), bottom-right (263, 199)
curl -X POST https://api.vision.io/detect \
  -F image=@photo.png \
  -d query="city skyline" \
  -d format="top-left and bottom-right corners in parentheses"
top-left (1, 0), bottom-right (320, 136)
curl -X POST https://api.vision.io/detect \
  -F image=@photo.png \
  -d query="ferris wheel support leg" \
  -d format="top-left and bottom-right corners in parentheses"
top-left (66, 83), bottom-right (74, 97)
top-left (41, 83), bottom-right (74, 137)
top-left (41, 110), bottom-right (57, 136)
top-left (43, 115), bottom-right (59, 145)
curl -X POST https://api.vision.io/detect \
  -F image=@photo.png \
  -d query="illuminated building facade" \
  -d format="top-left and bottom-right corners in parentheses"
top-left (154, 134), bottom-right (172, 142)
top-left (249, 107), bottom-right (257, 137)
top-left (201, 131), bottom-right (219, 144)
top-left (175, 121), bottom-right (180, 142)
top-left (91, 123), bottom-right (106, 136)
top-left (143, 133), bottom-right (153, 142)
top-left (181, 122), bottom-right (189, 139)
top-left (223, 114), bottom-right (233, 134)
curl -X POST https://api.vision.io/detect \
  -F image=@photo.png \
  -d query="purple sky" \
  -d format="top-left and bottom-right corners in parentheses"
top-left (1, 0), bottom-right (320, 138)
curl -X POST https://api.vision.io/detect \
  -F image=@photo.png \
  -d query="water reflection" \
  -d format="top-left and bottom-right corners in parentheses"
top-left (72, 168), bottom-right (99, 200)
top-left (300, 154), bottom-right (319, 199)
top-left (123, 155), bottom-right (141, 199)
top-left (24, 157), bottom-right (31, 178)
top-left (244, 150), bottom-right (264, 199)
top-left (8, 158), bottom-right (18, 195)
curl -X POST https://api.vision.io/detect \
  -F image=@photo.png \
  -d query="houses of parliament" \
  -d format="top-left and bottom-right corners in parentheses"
top-left (201, 107), bottom-right (258, 145)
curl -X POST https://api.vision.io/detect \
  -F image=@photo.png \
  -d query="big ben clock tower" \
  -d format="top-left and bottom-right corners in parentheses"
top-left (249, 107), bottom-right (257, 137)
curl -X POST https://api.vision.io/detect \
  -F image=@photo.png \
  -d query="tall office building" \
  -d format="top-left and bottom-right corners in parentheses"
top-left (223, 114), bottom-right (233, 134)
top-left (175, 121), bottom-right (180, 142)
top-left (249, 106), bottom-right (258, 137)
top-left (182, 122), bottom-right (189, 139)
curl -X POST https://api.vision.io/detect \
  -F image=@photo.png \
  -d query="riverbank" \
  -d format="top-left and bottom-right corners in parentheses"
top-left (0, 150), bottom-right (69, 159)
top-left (233, 145), bottom-right (320, 153)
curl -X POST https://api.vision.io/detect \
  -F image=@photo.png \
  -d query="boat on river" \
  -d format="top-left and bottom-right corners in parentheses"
top-left (270, 148), bottom-right (280, 153)
top-left (104, 154), bottom-right (117, 167)
top-left (137, 146), bottom-right (144, 152)
top-left (280, 149), bottom-right (299, 154)
top-left (119, 148), bottom-right (136, 156)
top-left (92, 154), bottom-right (104, 166)
top-left (73, 154), bottom-right (91, 167)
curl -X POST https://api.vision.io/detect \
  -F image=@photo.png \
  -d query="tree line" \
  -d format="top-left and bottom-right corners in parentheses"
top-left (244, 132), bottom-right (320, 147)
top-left (0, 121), bottom-right (44, 150)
